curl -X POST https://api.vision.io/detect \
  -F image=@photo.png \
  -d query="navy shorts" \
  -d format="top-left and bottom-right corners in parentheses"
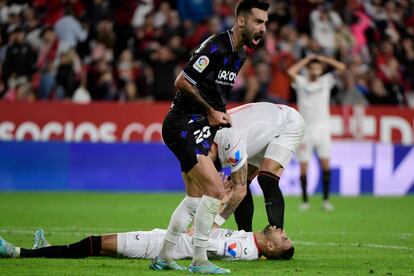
top-left (162, 111), bottom-right (218, 173)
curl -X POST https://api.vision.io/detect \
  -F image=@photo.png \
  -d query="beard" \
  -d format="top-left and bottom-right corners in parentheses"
top-left (242, 28), bottom-right (264, 49)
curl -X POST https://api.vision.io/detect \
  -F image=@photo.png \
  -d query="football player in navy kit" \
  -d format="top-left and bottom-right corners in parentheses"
top-left (151, 0), bottom-right (269, 274)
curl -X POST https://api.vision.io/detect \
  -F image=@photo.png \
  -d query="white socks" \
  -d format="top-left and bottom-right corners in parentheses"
top-left (193, 195), bottom-right (221, 264)
top-left (158, 196), bottom-right (200, 260)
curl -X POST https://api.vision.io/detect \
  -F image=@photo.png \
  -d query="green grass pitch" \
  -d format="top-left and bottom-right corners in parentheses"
top-left (0, 192), bottom-right (413, 275)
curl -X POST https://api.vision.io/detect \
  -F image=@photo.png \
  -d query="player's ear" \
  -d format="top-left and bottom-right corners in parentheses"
top-left (267, 240), bottom-right (275, 252)
top-left (237, 15), bottom-right (246, 28)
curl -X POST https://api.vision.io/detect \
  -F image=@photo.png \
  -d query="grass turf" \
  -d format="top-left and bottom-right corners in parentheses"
top-left (0, 192), bottom-right (413, 275)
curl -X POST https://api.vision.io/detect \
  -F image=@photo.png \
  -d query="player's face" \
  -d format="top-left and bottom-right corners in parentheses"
top-left (264, 225), bottom-right (292, 256)
top-left (241, 8), bottom-right (268, 49)
top-left (308, 63), bottom-right (323, 78)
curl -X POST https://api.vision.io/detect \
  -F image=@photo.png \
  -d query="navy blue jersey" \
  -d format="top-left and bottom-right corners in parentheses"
top-left (171, 30), bottom-right (246, 114)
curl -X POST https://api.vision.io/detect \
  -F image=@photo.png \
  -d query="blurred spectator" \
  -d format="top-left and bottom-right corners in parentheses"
top-left (375, 40), bottom-right (405, 104)
top-left (309, 4), bottom-right (342, 56)
top-left (366, 77), bottom-right (399, 105)
top-left (87, 58), bottom-right (116, 100)
top-left (336, 73), bottom-right (368, 106)
top-left (56, 50), bottom-right (79, 99)
top-left (148, 45), bottom-right (177, 101)
top-left (2, 26), bottom-right (37, 89)
top-left (91, 17), bottom-right (116, 62)
top-left (4, 76), bottom-right (35, 101)
top-left (54, 7), bottom-right (87, 49)
top-left (118, 80), bottom-right (138, 102)
top-left (131, 0), bottom-right (154, 28)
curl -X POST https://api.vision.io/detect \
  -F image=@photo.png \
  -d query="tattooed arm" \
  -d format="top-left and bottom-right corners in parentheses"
top-left (215, 162), bottom-right (248, 225)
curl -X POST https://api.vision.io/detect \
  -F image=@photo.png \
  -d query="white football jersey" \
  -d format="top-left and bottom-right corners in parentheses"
top-left (214, 102), bottom-right (302, 171)
top-left (116, 228), bottom-right (259, 260)
top-left (292, 73), bottom-right (335, 128)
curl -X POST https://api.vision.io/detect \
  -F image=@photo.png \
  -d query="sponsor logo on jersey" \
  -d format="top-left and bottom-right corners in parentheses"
top-left (218, 70), bottom-right (236, 82)
top-left (193, 55), bottom-right (210, 73)
top-left (228, 150), bottom-right (241, 166)
top-left (227, 242), bottom-right (237, 257)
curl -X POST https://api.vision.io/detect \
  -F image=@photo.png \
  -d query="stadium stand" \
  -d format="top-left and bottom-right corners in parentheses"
top-left (0, 0), bottom-right (413, 107)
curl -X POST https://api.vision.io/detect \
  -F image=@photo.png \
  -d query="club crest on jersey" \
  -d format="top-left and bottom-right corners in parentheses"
top-left (228, 150), bottom-right (241, 166)
top-left (193, 55), bottom-right (210, 73)
top-left (227, 243), bottom-right (237, 257)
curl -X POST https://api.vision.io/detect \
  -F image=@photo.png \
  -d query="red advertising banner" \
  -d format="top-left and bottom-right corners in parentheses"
top-left (0, 102), bottom-right (413, 144)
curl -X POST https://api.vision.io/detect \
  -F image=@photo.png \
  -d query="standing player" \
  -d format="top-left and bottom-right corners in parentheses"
top-left (287, 55), bottom-right (345, 211)
top-left (152, 1), bottom-right (269, 274)
top-left (210, 102), bottom-right (305, 232)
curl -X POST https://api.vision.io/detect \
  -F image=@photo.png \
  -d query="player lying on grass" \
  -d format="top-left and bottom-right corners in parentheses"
top-left (0, 225), bottom-right (293, 261)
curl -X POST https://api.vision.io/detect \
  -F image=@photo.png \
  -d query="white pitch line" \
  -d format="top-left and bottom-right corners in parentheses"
top-left (294, 240), bottom-right (414, 251)
top-left (290, 231), bottom-right (414, 237)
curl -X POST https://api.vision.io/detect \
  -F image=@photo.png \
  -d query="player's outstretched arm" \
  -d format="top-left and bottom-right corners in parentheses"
top-left (287, 56), bottom-right (314, 80)
top-left (175, 73), bottom-right (231, 127)
top-left (316, 55), bottom-right (346, 73)
top-left (214, 162), bottom-right (248, 226)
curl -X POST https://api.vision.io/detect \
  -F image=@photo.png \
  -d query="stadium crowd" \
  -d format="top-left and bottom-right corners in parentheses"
top-left (0, 0), bottom-right (413, 107)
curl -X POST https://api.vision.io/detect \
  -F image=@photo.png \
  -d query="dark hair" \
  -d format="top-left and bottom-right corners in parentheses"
top-left (235, 0), bottom-right (270, 17)
top-left (308, 59), bottom-right (322, 66)
top-left (280, 246), bottom-right (295, 260)
top-left (266, 245), bottom-right (295, 260)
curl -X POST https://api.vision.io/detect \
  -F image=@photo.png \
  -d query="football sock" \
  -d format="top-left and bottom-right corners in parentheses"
top-left (158, 196), bottom-right (200, 260)
top-left (300, 174), bottom-right (308, 203)
top-left (234, 180), bottom-right (253, 232)
top-left (20, 236), bottom-right (101, 258)
top-left (258, 171), bottom-right (285, 229)
top-left (193, 195), bottom-right (220, 264)
top-left (322, 170), bottom-right (331, 200)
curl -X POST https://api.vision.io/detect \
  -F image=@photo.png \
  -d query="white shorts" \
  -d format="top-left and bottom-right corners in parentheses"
top-left (297, 127), bottom-right (331, 162)
top-left (117, 229), bottom-right (165, 259)
top-left (249, 110), bottom-right (305, 168)
top-left (116, 229), bottom-right (193, 260)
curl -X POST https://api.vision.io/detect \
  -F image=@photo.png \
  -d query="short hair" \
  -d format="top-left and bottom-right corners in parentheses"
top-left (280, 246), bottom-right (295, 260)
top-left (266, 245), bottom-right (295, 260)
top-left (235, 0), bottom-right (270, 17)
top-left (308, 59), bottom-right (322, 67)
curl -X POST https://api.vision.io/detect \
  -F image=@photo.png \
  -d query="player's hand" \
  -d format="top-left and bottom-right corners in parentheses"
top-left (207, 109), bottom-right (232, 127)
top-left (185, 227), bottom-right (194, 236)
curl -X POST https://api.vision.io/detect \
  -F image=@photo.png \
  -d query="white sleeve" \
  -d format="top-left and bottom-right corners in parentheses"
top-left (215, 128), bottom-right (248, 173)
top-left (291, 74), bottom-right (306, 89)
top-left (225, 133), bottom-right (247, 173)
top-left (322, 73), bottom-right (336, 90)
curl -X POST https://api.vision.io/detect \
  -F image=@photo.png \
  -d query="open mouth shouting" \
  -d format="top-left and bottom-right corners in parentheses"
top-left (250, 32), bottom-right (263, 48)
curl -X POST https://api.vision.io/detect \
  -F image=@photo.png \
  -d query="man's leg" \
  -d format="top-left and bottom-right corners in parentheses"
top-left (258, 158), bottom-right (285, 229)
top-left (186, 155), bottom-right (230, 273)
top-left (16, 236), bottom-right (103, 258)
top-left (234, 180), bottom-right (253, 231)
top-left (320, 158), bottom-right (334, 210)
top-left (157, 193), bottom-right (200, 260)
top-left (299, 162), bottom-right (310, 210)
top-left (151, 174), bottom-right (201, 270)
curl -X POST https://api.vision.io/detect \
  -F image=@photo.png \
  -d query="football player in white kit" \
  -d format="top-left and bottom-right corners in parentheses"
top-left (287, 55), bottom-right (345, 211)
top-left (210, 102), bottom-right (305, 233)
top-left (0, 225), bottom-right (293, 261)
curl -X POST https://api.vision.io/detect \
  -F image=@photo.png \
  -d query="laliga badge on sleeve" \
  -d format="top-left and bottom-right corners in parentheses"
top-left (193, 55), bottom-right (210, 73)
